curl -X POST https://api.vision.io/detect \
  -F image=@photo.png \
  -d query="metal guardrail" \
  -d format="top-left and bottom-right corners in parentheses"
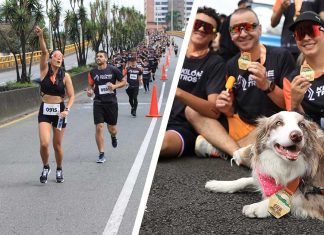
top-left (167, 31), bottom-right (185, 38)
top-left (0, 42), bottom-right (85, 70)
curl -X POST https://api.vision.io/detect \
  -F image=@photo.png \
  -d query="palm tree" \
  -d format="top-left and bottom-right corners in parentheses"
top-left (165, 10), bottom-right (182, 31)
top-left (65, 0), bottom-right (89, 66)
top-left (0, 0), bottom-right (43, 83)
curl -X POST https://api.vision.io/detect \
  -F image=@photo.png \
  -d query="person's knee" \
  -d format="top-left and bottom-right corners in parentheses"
top-left (160, 132), bottom-right (182, 158)
top-left (108, 125), bottom-right (117, 135)
top-left (96, 123), bottom-right (104, 132)
top-left (185, 106), bottom-right (198, 123)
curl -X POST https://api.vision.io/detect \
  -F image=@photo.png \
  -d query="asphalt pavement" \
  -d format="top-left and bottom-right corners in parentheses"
top-left (0, 37), bottom-right (182, 235)
top-left (140, 156), bottom-right (324, 234)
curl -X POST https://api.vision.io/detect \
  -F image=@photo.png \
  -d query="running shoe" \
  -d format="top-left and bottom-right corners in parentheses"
top-left (111, 135), bottom-right (118, 148)
top-left (56, 169), bottom-right (64, 183)
top-left (131, 109), bottom-right (136, 117)
top-left (195, 135), bottom-right (229, 159)
top-left (40, 166), bottom-right (51, 184)
top-left (96, 154), bottom-right (106, 163)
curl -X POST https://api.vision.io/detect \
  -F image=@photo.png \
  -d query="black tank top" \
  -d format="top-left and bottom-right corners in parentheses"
top-left (40, 64), bottom-right (65, 98)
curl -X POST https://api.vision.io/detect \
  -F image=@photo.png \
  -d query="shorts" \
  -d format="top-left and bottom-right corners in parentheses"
top-left (151, 66), bottom-right (157, 73)
top-left (228, 114), bottom-right (256, 141)
top-left (166, 122), bottom-right (197, 157)
top-left (93, 101), bottom-right (118, 125)
top-left (38, 102), bottom-right (67, 128)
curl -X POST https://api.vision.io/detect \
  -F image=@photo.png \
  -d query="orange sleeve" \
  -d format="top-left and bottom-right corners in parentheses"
top-left (88, 72), bottom-right (94, 86)
top-left (283, 77), bottom-right (292, 111)
top-left (123, 68), bottom-right (127, 77)
top-left (273, 0), bottom-right (281, 12)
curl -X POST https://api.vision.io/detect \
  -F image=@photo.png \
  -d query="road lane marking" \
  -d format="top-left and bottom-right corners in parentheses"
top-left (103, 82), bottom-right (165, 235)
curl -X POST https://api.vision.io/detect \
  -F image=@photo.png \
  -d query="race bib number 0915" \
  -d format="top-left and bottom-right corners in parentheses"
top-left (43, 103), bottom-right (60, 115)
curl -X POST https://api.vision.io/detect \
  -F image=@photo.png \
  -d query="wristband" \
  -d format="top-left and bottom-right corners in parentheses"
top-left (65, 107), bottom-right (70, 112)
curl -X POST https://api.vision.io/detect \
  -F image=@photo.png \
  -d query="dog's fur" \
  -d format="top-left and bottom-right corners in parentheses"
top-left (205, 111), bottom-right (324, 220)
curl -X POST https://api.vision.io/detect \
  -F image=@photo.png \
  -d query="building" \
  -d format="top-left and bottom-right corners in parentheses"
top-left (145, 0), bottom-right (193, 32)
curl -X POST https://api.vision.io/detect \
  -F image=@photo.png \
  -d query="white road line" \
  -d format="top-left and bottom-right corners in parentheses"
top-left (102, 83), bottom-right (165, 235)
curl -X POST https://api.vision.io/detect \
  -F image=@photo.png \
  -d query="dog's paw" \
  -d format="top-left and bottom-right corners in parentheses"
top-left (205, 180), bottom-right (235, 193)
top-left (242, 200), bottom-right (270, 218)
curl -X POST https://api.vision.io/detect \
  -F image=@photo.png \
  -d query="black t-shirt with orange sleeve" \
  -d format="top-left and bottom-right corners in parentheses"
top-left (88, 65), bottom-right (123, 103)
top-left (285, 68), bottom-right (324, 129)
top-left (227, 46), bottom-right (295, 124)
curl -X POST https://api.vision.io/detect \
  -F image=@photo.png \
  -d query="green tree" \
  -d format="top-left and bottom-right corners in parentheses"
top-left (88, 0), bottom-right (109, 54)
top-left (46, 0), bottom-right (67, 55)
top-left (0, 0), bottom-right (43, 83)
top-left (165, 10), bottom-right (182, 31)
top-left (108, 5), bottom-right (145, 54)
top-left (65, 0), bottom-right (89, 66)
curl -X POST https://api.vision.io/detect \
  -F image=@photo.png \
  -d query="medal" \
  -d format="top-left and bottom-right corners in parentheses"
top-left (238, 52), bottom-right (251, 70)
top-left (268, 190), bottom-right (291, 219)
top-left (300, 64), bottom-right (315, 81)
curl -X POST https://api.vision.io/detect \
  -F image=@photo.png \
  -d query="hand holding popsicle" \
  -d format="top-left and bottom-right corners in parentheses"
top-left (225, 76), bottom-right (236, 92)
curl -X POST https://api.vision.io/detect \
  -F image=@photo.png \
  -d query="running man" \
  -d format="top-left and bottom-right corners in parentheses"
top-left (87, 50), bottom-right (126, 163)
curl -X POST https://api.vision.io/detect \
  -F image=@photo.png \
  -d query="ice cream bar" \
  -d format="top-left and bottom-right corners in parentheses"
top-left (225, 76), bottom-right (235, 91)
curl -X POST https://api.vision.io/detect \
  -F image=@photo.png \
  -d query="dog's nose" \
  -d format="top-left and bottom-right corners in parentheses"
top-left (290, 131), bottom-right (303, 143)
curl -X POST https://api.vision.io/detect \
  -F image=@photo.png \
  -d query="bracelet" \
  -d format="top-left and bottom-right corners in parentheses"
top-left (65, 107), bottom-right (70, 112)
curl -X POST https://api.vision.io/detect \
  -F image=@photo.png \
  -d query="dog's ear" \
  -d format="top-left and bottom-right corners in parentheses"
top-left (254, 116), bottom-right (271, 155)
top-left (302, 119), bottom-right (324, 178)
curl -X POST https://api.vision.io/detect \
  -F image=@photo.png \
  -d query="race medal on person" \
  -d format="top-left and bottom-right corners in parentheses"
top-left (238, 52), bottom-right (251, 70)
top-left (300, 64), bottom-right (315, 81)
top-left (268, 190), bottom-right (291, 219)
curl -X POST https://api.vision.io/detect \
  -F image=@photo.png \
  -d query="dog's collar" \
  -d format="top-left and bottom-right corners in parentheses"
top-left (299, 179), bottom-right (324, 196)
top-left (256, 169), bottom-right (300, 197)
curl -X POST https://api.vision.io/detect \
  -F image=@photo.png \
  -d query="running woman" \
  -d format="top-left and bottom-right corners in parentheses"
top-left (87, 50), bottom-right (126, 163)
top-left (35, 26), bottom-right (75, 183)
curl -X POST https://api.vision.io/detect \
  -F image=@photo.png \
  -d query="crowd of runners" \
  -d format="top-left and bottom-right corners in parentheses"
top-left (34, 25), bottom-right (171, 183)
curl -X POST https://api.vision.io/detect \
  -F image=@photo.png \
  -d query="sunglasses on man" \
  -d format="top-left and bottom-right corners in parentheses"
top-left (229, 22), bottom-right (259, 35)
top-left (294, 22), bottom-right (324, 41)
top-left (193, 19), bottom-right (216, 34)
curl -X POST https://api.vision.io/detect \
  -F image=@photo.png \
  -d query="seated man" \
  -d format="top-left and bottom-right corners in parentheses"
top-left (160, 6), bottom-right (226, 158)
top-left (186, 8), bottom-right (295, 166)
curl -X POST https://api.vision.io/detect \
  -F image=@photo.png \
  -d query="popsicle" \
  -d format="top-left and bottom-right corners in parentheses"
top-left (225, 76), bottom-right (236, 92)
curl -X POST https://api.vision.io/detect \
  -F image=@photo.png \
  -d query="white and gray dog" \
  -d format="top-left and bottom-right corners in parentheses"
top-left (206, 111), bottom-right (324, 220)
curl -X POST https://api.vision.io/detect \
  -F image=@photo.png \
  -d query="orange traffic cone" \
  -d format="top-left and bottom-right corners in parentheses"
top-left (166, 56), bottom-right (170, 67)
top-left (161, 64), bottom-right (167, 81)
top-left (146, 85), bottom-right (162, 117)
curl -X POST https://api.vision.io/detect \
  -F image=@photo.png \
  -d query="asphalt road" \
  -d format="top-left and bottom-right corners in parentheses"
top-left (0, 37), bottom-right (182, 235)
top-left (140, 153), bottom-right (324, 234)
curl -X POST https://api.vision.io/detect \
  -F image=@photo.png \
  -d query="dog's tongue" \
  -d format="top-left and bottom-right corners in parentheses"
top-left (284, 149), bottom-right (299, 161)
top-left (275, 144), bottom-right (300, 161)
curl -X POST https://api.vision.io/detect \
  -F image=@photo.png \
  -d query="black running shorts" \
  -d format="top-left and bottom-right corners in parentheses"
top-left (38, 102), bottom-right (67, 128)
top-left (93, 101), bottom-right (118, 125)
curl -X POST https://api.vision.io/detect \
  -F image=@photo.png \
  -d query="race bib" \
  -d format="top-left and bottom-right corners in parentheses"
top-left (43, 103), bottom-right (60, 115)
top-left (98, 85), bottom-right (113, 95)
top-left (130, 74), bottom-right (137, 80)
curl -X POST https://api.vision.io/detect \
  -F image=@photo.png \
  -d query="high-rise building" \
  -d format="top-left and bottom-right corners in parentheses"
top-left (145, 0), bottom-right (194, 32)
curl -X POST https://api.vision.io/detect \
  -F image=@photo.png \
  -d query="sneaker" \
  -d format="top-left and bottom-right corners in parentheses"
top-left (56, 169), bottom-right (64, 183)
top-left (195, 135), bottom-right (228, 159)
top-left (40, 166), bottom-right (51, 183)
top-left (131, 109), bottom-right (136, 117)
top-left (96, 154), bottom-right (106, 163)
top-left (111, 135), bottom-right (118, 148)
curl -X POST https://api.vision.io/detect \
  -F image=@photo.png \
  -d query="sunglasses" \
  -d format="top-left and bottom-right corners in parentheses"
top-left (229, 22), bottom-right (259, 35)
top-left (294, 23), bottom-right (324, 41)
top-left (193, 19), bottom-right (216, 34)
